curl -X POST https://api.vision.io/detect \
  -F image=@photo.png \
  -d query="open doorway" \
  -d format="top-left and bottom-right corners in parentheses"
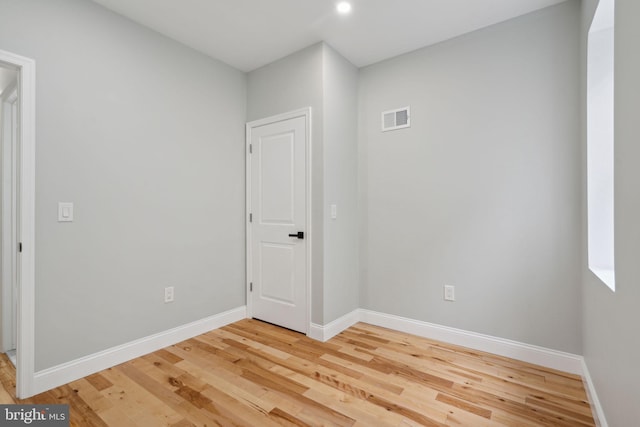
top-left (0, 65), bottom-right (19, 366)
top-left (0, 49), bottom-right (36, 399)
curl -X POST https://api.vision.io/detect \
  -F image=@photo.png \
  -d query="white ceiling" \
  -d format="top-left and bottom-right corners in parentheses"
top-left (91, 0), bottom-right (567, 72)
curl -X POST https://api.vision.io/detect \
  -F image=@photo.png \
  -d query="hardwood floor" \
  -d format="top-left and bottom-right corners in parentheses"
top-left (0, 319), bottom-right (595, 426)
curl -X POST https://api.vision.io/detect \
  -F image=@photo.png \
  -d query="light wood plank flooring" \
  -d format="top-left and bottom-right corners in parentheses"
top-left (0, 319), bottom-right (595, 426)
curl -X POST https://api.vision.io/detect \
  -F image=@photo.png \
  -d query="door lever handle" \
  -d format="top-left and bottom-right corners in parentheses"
top-left (288, 231), bottom-right (304, 239)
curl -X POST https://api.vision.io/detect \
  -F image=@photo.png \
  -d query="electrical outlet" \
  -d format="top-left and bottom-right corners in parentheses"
top-left (444, 285), bottom-right (455, 302)
top-left (164, 286), bottom-right (174, 303)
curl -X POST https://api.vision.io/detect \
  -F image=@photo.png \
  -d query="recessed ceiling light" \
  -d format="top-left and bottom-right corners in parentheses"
top-left (336, 2), bottom-right (352, 15)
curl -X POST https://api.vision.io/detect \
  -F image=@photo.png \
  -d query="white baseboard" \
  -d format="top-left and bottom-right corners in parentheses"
top-left (308, 309), bottom-right (360, 342)
top-left (581, 359), bottom-right (608, 427)
top-left (32, 306), bottom-right (246, 396)
top-left (307, 324), bottom-right (324, 341)
top-left (359, 310), bottom-right (584, 375)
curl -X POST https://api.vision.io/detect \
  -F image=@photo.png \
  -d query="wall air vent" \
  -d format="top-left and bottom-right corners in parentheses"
top-left (382, 106), bottom-right (410, 132)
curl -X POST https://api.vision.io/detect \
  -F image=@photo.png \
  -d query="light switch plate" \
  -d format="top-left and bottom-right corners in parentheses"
top-left (331, 204), bottom-right (337, 220)
top-left (58, 202), bottom-right (74, 222)
top-left (444, 285), bottom-right (455, 301)
top-left (164, 286), bottom-right (174, 303)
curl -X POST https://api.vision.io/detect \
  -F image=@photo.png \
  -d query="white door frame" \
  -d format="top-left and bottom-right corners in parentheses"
top-left (0, 49), bottom-right (36, 399)
top-left (245, 107), bottom-right (312, 334)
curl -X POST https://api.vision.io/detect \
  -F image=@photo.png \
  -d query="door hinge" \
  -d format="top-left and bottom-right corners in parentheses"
top-left (249, 144), bottom-right (252, 154)
top-left (249, 282), bottom-right (253, 292)
top-left (18, 242), bottom-right (22, 253)
top-left (249, 213), bottom-right (253, 223)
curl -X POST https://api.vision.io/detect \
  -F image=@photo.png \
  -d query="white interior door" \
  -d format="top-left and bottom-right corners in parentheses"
top-left (248, 113), bottom-right (307, 333)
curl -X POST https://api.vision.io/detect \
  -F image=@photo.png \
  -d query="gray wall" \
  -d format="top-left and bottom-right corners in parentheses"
top-left (581, 0), bottom-right (640, 424)
top-left (0, 0), bottom-right (247, 370)
top-left (322, 45), bottom-right (359, 324)
top-left (358, 1), bottom-right (583, 353)
top-left (247, 43), bottom-right (325, 324)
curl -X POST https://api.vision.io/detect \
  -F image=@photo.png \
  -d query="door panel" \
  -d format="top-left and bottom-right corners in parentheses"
top-left (260, 132), bottom-right (295, 224)
top-left (260, 242), bottom-right (295, 305)
top-left (249, 114), bottom-right (306, 333)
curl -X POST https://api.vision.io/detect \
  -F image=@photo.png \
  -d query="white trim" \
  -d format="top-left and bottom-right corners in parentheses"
top-left (32, 306), bottom-right (246, 396)
top-left (581, 359), bottom-right (608, 427)
top-left (245, 108), bottom-right (313, 335)
top-left (245, 122), bottom-right (252, 316)
top-left (307, 324), bottom-right (324, 341)
top-left (306, 109), bottom-right (313, 337)
top-left (359, 310), bottom-right (584, 375)
top-left (589, 267), bottom-right (615, 292)
top-left (0, 49), bottom-right (36, 399)
top-left (308, 309), bottom-right (360, 342)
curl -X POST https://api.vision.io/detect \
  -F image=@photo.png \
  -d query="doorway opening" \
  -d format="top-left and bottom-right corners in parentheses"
top-left (0, 64), bottom-right (19, 367)
top-left (0, 49), bottom-right (36, 399)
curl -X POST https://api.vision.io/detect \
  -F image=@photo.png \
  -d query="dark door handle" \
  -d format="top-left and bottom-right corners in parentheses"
top-left (288, 231), bottom-right (304, 239)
